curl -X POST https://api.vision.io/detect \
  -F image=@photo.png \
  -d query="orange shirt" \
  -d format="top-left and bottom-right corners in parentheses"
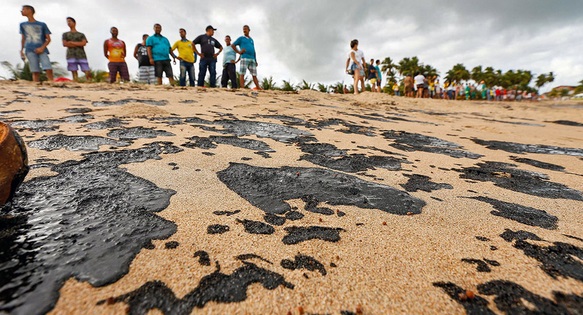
top-left (106, 38), bottom-right (126, 62)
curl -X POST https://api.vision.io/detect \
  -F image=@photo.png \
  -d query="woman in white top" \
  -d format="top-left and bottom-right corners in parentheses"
top-left (345, 39), bottom-right (366, 94)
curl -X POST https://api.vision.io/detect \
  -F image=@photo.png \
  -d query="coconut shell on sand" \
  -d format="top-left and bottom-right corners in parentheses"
top-left (0, 81), bottom-right (582, 315)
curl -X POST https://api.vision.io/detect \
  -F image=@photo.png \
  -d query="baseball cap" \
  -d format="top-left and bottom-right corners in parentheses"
top-left (206, 25), bottom-right (217, 31)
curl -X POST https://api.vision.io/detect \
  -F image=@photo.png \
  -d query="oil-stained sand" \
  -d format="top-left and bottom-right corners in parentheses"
top-left (0, 81), bottom-right (581, 315)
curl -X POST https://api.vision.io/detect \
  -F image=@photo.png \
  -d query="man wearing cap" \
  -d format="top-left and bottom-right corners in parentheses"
top-left (193, 25), bottom-right (223, 88)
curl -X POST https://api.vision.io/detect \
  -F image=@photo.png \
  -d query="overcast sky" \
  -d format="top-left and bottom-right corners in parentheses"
top-left (2, 0), bottom-right (583, 91)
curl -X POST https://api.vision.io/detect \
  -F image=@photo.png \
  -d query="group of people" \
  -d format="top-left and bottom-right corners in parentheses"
top-left (345, 39), bottom-right (383, 95)
top-left (19, 5), bottom-right (262, 89)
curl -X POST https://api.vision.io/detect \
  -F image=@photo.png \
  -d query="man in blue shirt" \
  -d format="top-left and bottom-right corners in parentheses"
top-left (146, 23), bottom-right (176, 85)
top-left (231, 25), bottom-right (261, 90)
top-left (193, 25), bottom-right (222, 88)
top-left (19, 5), bottom-right (54, 82)
top-left (221, 35), bottom-right (238, 88)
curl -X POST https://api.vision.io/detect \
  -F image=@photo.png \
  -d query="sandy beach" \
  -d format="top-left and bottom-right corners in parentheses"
top-left (0, 80), bottom-right (582, 315)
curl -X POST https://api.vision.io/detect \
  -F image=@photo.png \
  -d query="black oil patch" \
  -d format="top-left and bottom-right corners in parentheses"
top-left (216, 163), bottom-right (426, 216)
top-left (27, 134), bottom-right (131, 151)
top-left (236, 254), bottom-right (273, 264)
top-left (298, 142), bottom-right (403, 173)
top-left (285, 211), bottom-right (304, 221)
top-left (475, 236), bottom-right (490, 242)
top-left (107, 127), bottom-right (175, 140)
top-left (208, 119), bottom-right (313, 143)
top-left (212, 210), bottom-right (241, 216)
top-left (194, 251), bottom-right (211, 266)
top-left (461, 258), bottom-right (499, 272)
top-left (302, 194), bottom-right (334, 215)
top-left (478, 280), bottom-right (583, 314)
top-left (84, 118), bottom-right (127, 130)
top-left (236, 219), bottom-right (275, 235)
top-left (549, 120), bottom-right (583, 127)
top-left (65, 107), bottom-right (92, 114)
top-left (400, 174), bottom-right (453, 192)
top-left (207, 224), bottom-right (230, 234)
top-left (469, 196), bottom-right (558, 229)
top-left (501, 229), bottom-right (583, 281)
top-left (472, 138), bottom-right (583, 157)
top-left (432, 282), bottom-right (495, 315)
top-left (281, 254), bottom-right (327, 276)
top-left (103, 262), bottom-right (294, 313)
top-left (264, 213), bottom-right (286, 226)
top-left (165, 241), bottom-right (179, 249)
top-left (64, 114), bottom-right (93, 123)
top-left (282, 226), bottom-right (344, 245)
top-left (182, 135), bottom-right (274, 153)
top-left (9, 119), bottom-right (63, 132)
top-left (0, 142), bottom-right (179, 315)
top-left (91, 98), bottom-right (168, 107)
top-left (456, 161), bottom-right (583, 201)
top-left (509, 156), bottom-right (565, 172)
top-left (382, 130), bottom-right (483, 159)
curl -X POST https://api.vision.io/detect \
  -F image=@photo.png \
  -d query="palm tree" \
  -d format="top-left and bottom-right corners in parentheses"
top-left (397, 56), bottom-right (421, 76)
top-left (445, 63), bottom-right (470, 84)
top-left (471, 65), bottom-right (484, 83)
top-left (316, 83), bottom-right (328, 93)
top-left (380, 57), bottom-right (398, 83)
top-left (535, 72), bottom-right (555, 91)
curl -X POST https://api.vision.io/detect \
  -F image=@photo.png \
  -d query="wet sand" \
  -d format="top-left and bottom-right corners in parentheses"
top-left (0, 80), bottom-right (582, 314)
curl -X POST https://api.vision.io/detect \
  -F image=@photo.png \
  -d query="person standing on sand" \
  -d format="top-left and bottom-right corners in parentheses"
top-left (19, 5), bottom-right (53, 82)
top-left (404, 74), bottom-right (414, 97)
top-left (134, 34), bottom-right (155, 84)
top-left (62, 17), bottom-right (91, 82)
top-left (146, 24), bottom-right (176, 86)
top-left (414, 72), bottom-right (425, 98)
top-left (104, 27), bottom-right (130, 83)
top-left (393, 81), bottom-right (400, 96)
top-left (171, 28), bottom-right (196, 87)
top-left (232, 25), bottom-right (262, 90)
top-left (193, 25), bottom-right (222, 88)
top-left (346, 39), bottom-right (365, 95)
top-left (375, 60), bottom-right (382, 93)
top-left (221, 35), bottom-right (238, 89)
top-left (367, 58), bottom-right (378, 92)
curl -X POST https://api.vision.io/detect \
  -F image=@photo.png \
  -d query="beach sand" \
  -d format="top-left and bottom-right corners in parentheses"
top-left (0, 80), bottom-right (582, 315)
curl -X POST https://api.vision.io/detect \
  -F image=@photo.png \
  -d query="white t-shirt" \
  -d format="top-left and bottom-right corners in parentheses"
top-left (348, 49), bottom-right (364, 69)
top-left (414, 74), bottom-right (425, 85)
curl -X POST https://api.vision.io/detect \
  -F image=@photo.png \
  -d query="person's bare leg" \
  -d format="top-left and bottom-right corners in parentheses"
top-left (72, 71), bottom-right (78, 82)
top-left (157, 77), bottom-right (162, 85)
top-left (32, 72), bottom-right (40, 82)
top-left (239, 74), bottom-right (245, 89)
top-left (85, 71), bottom-right (92, 83)
top-left (46, 69), bottom-right (54, 82)
top-left (353, 74), bottom-right (359, 94)
top-left (252, 76), bottom-right (261, 89)
top-left (169, 77), bottom-right (175, 85)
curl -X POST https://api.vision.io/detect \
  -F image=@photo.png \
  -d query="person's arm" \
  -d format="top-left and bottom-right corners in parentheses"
top-left (169, 47), bottom-right (177, 64)
top-left (35, 34), bottom-right (51, 54)
top-left (133, 44), bottom-right (139, 60)
top-left (20, 34), bottom-right (26, 60)
top-left (214, 42), bottom-right (223, 58)
top-left (147, 46), bottom-right (154, 65)
top-left (122, 41), bottom-right (127, 58)
top-left (103, 40), bottom-right (109, 59)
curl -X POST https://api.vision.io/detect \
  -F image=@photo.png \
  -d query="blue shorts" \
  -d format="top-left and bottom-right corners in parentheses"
top-left (350, 63), bottom-right (365, 76)
top-left (67, 58), bottom-right (91, 72)
top-left (26, 51), bottom-right (52, 73)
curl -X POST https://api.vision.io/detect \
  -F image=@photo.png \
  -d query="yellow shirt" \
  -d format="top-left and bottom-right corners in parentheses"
top-left (172, 39), bottom-right (195, 63)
